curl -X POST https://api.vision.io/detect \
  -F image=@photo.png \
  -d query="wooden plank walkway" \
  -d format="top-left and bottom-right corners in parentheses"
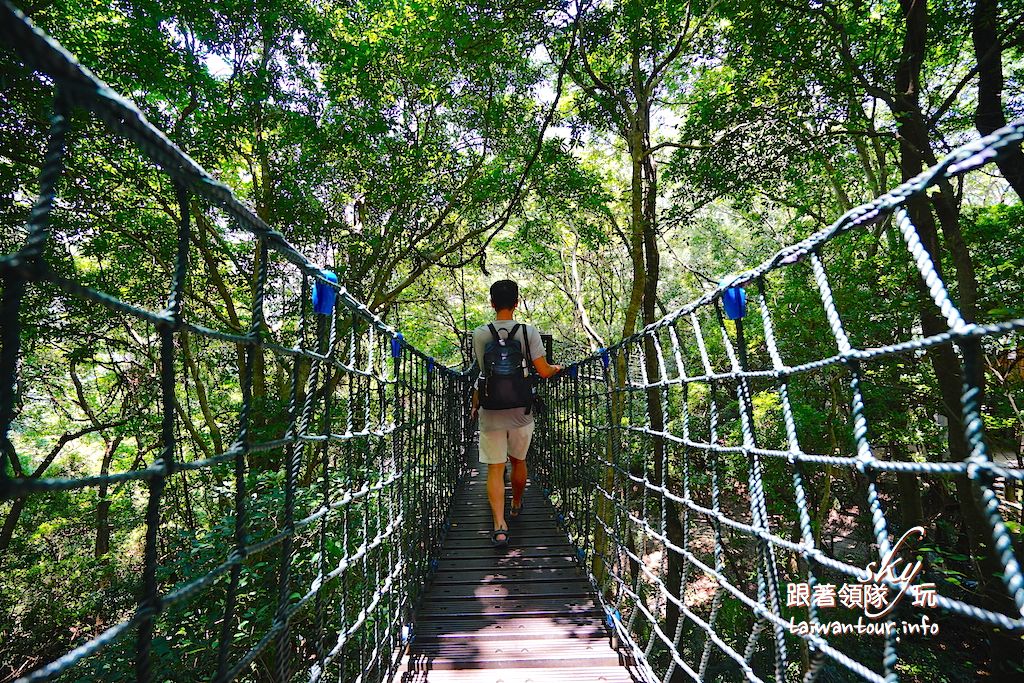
top-left (394, 460), bottom-right (645, 683)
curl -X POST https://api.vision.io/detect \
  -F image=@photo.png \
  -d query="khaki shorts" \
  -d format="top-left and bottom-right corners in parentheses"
top-left (479, 423), bottom-right (535, 464)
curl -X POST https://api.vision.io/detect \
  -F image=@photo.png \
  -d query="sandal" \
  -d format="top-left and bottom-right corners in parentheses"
top-left (509, 499), bottom-right (524, 519)
top-left (491, 527), bottom-right (509, 548)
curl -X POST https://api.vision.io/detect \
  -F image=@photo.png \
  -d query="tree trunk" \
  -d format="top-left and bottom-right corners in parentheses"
top-left (95, 435), bottom-right (124, 558)
top-left (592, 128), bottom-right (647, 595)
top-left (0, 497), bottom-right (26, 551)
top-left (180, 329), bottom-right (224, 455)
top-left (624, 131), bottom-right (648, 339)
top-left (973, 0), bottom-right (1024, 200)
top-left (892, 440), bottom-right (925, 530)
top-left (895, 0), bottom-right (1010, 623)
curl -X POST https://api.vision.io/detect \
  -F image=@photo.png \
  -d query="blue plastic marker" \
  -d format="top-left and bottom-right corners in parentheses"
top-left (722, 282), bottom-right (747, 320)
top-left (312, 270), bottom-right (338, 315)
top-left (390, 332), bottom-right (403, 359)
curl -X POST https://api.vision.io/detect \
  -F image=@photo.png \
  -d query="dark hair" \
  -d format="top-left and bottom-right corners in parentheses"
top-left (490, 279), bottom-right (519, 311)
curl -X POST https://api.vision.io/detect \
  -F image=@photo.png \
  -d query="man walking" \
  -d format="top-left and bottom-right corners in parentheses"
top-left (470, 280), bottom-right (560, 547)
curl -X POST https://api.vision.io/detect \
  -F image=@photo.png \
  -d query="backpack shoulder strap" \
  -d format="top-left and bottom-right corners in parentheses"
top-left (522, 325), bottom-right (533, 368)
top-left (521, 325), bottom-right (534, 414)
top-left (486, 323), bottom-right (501, 344)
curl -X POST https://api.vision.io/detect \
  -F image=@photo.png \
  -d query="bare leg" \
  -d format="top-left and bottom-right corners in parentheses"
top-left (487, 462), bottom-right (508, 532)
top-left (510, 457), bottom-right (527, 508)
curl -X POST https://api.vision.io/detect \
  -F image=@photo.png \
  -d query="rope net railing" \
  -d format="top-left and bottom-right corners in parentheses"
top-left (534, 122), bottom-right (1024, 682)
top-left (1, 5), bottom-right (470, 682)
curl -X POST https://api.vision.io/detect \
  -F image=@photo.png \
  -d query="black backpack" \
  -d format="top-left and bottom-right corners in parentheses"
top-left (479, 323), bottom-right (534, 412)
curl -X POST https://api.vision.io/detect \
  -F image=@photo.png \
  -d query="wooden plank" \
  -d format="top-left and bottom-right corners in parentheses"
top-left (402, 639), bottom-right (626, 670)
top-left (461, 481), bottom-right (540, 488)
top-left (425, 580), bottom-right (593, 600)
top-left (449, 501), bottom-right (549, 513)
top-left (441, 542), bottom-right (574, 555)
top-left (412, 617), bottom-right (607, 642)
top-left (448, 517), bottom-right (555, 530)
top-left (446, 513), bottom-right (554, 523)
top-left (453, 489), bottom-right (546, 498)
top-left (396, 666), bottom-right (636, 682)
top-left (447, 518), bottom-right (556, 527)
top-left (430, 567), bottom-right (584, 584)
top-left (444, 528), bottom-right (562, 539)
top-left (441, 535), bottom-right (568, 548)
top-left (418, 597), bottom-right (601, 619)
top-left (446, 497), bottom-right (544, 507)
top-left (435, 555), bottom-right (577, 572)
top-left (452, 488), bottom-right (545, 498)
top-left (442, 537), bottom-right (570, 550)
top-left (445, 511), bottom-right (555, 525)
top-left (446, 523), bottom-right (561, 534)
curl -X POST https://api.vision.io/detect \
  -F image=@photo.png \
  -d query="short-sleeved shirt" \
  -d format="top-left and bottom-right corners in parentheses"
top-left (473, 320), bottom-right (545, 431)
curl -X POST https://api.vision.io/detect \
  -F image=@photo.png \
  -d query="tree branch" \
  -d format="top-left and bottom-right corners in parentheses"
top-left (29, 420), bottom-right (128, 479)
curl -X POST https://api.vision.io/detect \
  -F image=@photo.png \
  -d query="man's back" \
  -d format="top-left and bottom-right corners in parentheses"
top-left (472, 320), bottom-right (544, 432)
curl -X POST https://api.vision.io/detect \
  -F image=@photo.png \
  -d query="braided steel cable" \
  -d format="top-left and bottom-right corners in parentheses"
top-left (0, 6), bottom-right (470, 682)
top-left (534, 120), bottom-right (1024, 680)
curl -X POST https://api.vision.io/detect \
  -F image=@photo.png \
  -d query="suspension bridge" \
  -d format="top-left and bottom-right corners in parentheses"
top-left (2, 4), bottom-right (1023, 682)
